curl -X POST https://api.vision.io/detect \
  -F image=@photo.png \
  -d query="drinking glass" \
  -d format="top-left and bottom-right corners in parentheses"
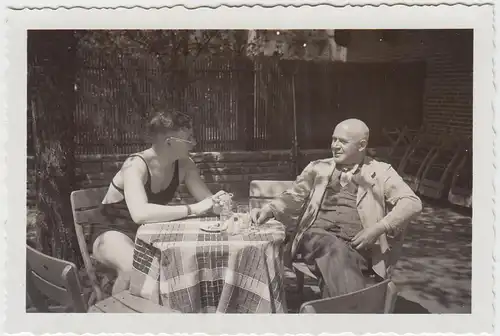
top-left (236, 204), bottom-right (248, 226)
top-left (236, 204), bottom-right (249, 214)
top-left (237, 204), bottom-right (255, 233)
top-left (219, 193), bottom-right (234, 223)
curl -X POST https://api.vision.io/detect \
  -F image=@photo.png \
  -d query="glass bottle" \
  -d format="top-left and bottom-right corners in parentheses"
top-left (220, 194), bottom-right (233, 223)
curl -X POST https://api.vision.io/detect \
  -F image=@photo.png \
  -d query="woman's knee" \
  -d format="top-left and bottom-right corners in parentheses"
top-left (93, 231), bottom-right (135, 273)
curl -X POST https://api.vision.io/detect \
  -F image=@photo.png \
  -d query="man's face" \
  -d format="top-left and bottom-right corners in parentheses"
top-left (330, 125), bottom-right (365, 164)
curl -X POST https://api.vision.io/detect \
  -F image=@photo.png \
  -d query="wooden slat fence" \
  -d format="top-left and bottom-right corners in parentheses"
top-left (28, 49), bottom-right (427, 155)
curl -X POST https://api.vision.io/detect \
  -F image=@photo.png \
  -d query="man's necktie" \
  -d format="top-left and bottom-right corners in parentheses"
top-left (340, 164), bottom-right (359, 188)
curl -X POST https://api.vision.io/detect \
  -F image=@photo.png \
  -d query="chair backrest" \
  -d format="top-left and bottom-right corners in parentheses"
top-left (419, 135), bottom-right (465, 184)
top-left (384, 126), bottom-right (417, 157)
top-left (26, 245), bottom-right (87, 312)
top-left (299, 279), bottom-right (398, 314)
top-left (70, 187), bottom-right (108, 302)
top-left (70, 187), bottom-right (108, 227)
top-left (249, 180), bottom-right (294, 210)
top-left (398, 131), bottom-right (440, 174)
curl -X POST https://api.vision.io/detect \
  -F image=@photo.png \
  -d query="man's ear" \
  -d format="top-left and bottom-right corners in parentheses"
top-left (358, 139), bottom-right (368, 151)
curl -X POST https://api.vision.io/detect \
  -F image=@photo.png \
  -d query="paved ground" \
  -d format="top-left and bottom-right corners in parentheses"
top-left (284, 199), bottom-right (472, 314)
top-left (391, 200), bottom-right (472, 313)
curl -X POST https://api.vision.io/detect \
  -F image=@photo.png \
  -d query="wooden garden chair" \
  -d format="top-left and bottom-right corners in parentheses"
top-left (382, 127), bottom-right (403, 145)
top-left (249, 180), bottom-right (295, 211)
top-left (26, 245), bottom-right (178, 313)
top-left (382, 127), bottom-right (404, 158)
top-left (397, 131), bottom-right (443, 191)
top-left (418, 134), bottom-right (466, 199)
top-left (70, 187), bottom-right (115, 305)
top-left (448, 140), bottom-right (472, 208)
top-left (383, 126), bottom-right (414, 154)
top-left (383, 125), bottom-right (421, 168)
top-left (299, 278), bottom-right (398, 313)
top-left (27, 244), bottom-right (88, 312)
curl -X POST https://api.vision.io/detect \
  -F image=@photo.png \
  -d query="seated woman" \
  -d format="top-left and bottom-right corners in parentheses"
top-left (90, 110), bottom-right (226, 294)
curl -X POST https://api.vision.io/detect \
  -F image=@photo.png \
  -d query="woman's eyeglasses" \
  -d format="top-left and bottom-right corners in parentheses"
top-left (166, 136), bottom-right (195, 145)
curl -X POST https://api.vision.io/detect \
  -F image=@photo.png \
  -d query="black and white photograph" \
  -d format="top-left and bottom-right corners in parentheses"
top-left (4, 3), bottom-right (495, 335)
top-left (25, 27), bottom-right (475, 313)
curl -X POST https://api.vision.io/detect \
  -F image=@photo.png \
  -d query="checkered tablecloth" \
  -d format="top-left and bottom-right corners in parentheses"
top-left (129, 216), bottom-right (287, 313)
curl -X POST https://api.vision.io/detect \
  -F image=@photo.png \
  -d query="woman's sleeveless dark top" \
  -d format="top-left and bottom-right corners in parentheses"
top-left (90, 155), bottom-right (180, 249)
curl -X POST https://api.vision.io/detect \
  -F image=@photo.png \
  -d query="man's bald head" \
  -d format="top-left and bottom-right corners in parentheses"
top-left (331, 118), bottom-right (370, 165)
top-left (334, 118), bottom-right (370, 143)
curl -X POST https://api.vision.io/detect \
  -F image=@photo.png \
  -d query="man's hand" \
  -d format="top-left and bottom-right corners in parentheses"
top-left (250, 206), bottom-right (274, 225)
top-left (351, 225), bottom-right (385, 250)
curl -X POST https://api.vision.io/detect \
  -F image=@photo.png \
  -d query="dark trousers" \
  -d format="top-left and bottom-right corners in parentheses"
top-left (298, 228), bottom-right (369, 298)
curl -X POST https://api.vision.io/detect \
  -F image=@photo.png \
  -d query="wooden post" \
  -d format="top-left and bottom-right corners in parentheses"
top-left (291, 73), bottom-right (299, 177)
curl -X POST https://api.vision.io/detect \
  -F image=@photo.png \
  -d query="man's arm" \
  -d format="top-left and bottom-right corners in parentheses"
top-left (266, 162), bottom-right (316, 221)
top-left (377, 166), bottom-right (423, 234)
top-left (352, 165), bottom-right (422, 250)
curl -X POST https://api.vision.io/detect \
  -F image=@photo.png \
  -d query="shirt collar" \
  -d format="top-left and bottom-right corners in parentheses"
top-left (338, 162), bottom-right (363, 174)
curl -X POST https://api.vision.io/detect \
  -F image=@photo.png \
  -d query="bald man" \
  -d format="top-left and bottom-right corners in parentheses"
top-left (251, 118), bottom-right (422, 298)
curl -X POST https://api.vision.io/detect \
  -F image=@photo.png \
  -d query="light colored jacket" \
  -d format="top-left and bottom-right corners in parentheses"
top-left (268, 156), bottom-right (423, 278)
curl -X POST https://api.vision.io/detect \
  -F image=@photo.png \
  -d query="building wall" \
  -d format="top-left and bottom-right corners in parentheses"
top-left (254, 29), bottom-right (473, 135)
top-left (346, 29), bottom-right (473, 135)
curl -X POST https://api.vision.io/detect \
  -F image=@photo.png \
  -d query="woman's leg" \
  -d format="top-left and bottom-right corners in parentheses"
top-left (92, 230), bottom-right (135, 295)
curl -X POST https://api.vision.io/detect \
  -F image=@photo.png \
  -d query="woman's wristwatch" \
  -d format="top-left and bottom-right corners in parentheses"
top-left (185, 205), bottom-right (193, 216)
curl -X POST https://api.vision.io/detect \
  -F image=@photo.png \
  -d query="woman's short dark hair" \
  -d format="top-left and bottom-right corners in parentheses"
top-left (147, 110), bottom-right (193, 136)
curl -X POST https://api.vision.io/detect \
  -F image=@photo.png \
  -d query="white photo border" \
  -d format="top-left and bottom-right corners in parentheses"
top-left (3, 3), bottom-right (495, 334)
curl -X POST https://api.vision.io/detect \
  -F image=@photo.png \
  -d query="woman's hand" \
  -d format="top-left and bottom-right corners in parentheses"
top-left (212, 190), bottom-right (229, 215)
top-left (191, 190), bottom-right (227, 216)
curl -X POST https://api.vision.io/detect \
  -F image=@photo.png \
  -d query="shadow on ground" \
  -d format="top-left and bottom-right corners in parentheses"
top-left (392, 199), bottom-right (471, 313)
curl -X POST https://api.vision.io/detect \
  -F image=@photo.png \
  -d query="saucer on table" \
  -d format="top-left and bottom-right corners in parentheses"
top-left (200, 221), bottom-right (226, 233)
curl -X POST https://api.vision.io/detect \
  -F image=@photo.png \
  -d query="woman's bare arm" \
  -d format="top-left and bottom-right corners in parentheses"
top-left (183, 158), bottom-right (213, 202)
top-left (122, 157), bottom-right (196, 224)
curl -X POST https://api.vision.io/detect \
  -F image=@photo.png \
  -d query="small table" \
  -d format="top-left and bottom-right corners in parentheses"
top-left (129, 216), bottom-right (287, 313)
